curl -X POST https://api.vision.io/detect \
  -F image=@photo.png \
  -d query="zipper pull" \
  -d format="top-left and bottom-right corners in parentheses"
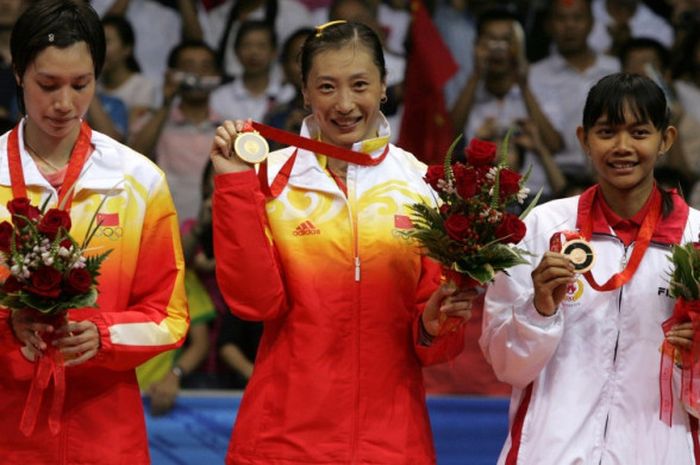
top-left (620, 250), bottom-right (628, 270)
top-left (355, 256), bottom-right (361, 282)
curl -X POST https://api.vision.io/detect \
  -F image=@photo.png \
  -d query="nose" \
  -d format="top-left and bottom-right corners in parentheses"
top-left (335, 89), bottom-right (354, 114)
top-left (612, 131), bottom-right (633, 154)
top-left (53, 87), bottom-right (72, 113)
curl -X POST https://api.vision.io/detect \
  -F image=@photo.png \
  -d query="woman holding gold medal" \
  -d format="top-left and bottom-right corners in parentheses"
top-left (481, 73), bottom-right (700, 465)
top-left (210, 20), bottom-right (477, 465)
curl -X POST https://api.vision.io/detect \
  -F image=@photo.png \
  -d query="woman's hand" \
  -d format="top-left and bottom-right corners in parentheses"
top-left (665, 322), bottom-right (694, 352)
top-left (53, 320), bottom-right (100, 367)
top-left (422, 284), bottom-right (479, 337)
top-left (148, 371), bottom-right (180, 416)
top-left (210, 119), bottom-right (255, 174)
top-left (532, 252), bottom-right (576, 316)
top-left (10, 309), bottom-right (55, 354)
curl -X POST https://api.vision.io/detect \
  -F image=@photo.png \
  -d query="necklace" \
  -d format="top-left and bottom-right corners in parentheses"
top-left (24, 139), bottom-right (67, 172)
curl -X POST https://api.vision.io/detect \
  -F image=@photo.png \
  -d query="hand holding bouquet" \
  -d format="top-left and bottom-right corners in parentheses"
top-left (406, 136), bottom-right (538, 333)
top-left (0, 196), bottom-right (111, 436)
top-left (660, 239), bottom-right (700, 424)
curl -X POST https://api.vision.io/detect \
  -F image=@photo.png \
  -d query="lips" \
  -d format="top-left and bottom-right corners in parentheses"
top-left (332, 116), bottom-right (361, 129)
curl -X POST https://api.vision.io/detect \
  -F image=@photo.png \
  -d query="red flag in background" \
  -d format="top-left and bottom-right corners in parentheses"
top-left (398, 0), bottom-right (459, 165)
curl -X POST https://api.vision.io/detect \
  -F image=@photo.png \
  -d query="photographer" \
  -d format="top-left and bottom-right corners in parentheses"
top-left (129, 39), bottom-right (222, 225)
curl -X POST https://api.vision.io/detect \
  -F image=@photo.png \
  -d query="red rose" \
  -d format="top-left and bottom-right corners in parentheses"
top-left (7, 197), bottom-right (40, 226)
top-left (495, 213), bottom-right (526, 244)
top-left (499, 168), bottom-right (522, 197)
top-left (0, 221), bottom-right (13, 253)
top-left (453, 164), bottom-right (478, 199)
top-left (26, 266), bottom-right (62, 298)
top-left (465, 138), bottom-right (497, 166)
top-left (444, 214), bottom-right (472, 241)
top-left (424, 165), bottom-right (445, 190)
top-left (38, 209), bottom-right (72, 239)
top-left (2, 275), bottom-right (23, 293)
top-left (64, 268), bottom-right (92, 295)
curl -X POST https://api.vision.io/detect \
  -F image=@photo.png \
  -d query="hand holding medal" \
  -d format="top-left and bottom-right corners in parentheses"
top-left (210, 119), bottom-right (269, 174)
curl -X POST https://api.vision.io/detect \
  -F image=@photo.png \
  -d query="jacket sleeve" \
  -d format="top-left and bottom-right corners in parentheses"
top-left (479, 258), bottom-right (564, 389)
top-left (413, 256), bottom-right (466, 366)
top-left (76, 175), bottom-right (189, 371)
top-left (212, 170), bottom-right (288, 321)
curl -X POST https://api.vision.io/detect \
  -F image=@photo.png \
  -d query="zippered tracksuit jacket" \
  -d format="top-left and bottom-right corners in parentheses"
top-left (0, 122), bottom-right (189, 464)
top-left (213, 115), bottom-right (465, 465)
top-left (481, 186), bottom-right (700, 465)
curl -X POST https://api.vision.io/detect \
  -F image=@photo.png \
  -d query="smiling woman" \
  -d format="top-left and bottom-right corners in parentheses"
top-left (209, 20), bottom-right (479, 465)
top-left (0, 1), bottom-right (188, 464)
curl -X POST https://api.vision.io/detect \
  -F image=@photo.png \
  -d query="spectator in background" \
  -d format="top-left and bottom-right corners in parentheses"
top-left (98, 15), bottom-right (158, 132)
top-left (217, 310), bottom-right (263, 389)
top-left (619, 37), bottom-right (700, 181)
top-left (211, 20), bottom-right (294, 122)
top-left (0, 0), bottom-right (23, 120)
top-left (90, 0), bottom-right (202, 87)
top-left (450, 7), bottom-right (563, 198)
top-left (588, 0), bottom-right (673, 56)
top-left (129, 39), bottom-right (222, 225)
top-left (197, 0), bottom-right (312, 79)
top-left (530, 0), bottom-right (619, 178)
top-left (262, 27), bottom-right (312, 150)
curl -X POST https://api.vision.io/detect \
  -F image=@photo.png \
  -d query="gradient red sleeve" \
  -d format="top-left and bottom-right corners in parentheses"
top-left (413, 256), bottom-right (466, 366)
top-left (76, 177), bottom-right (189, 371)
top-left (212, 170), bottom-right (288, 321)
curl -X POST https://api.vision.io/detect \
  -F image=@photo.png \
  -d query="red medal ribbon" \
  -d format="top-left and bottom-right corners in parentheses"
top-left (246, 121), bottom-right (390, 198)
top-left (8, 121), bottom-right (92, 436)
top-left (550, 187), bottom-right (662, 292)
top-left (659, 299), bottom-right (700, 426)
top-left (8, 120), bottom-right (93, 210)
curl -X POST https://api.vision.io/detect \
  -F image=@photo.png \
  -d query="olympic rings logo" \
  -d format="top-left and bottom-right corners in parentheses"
top-left (94, 226), bottom-right (123, 240)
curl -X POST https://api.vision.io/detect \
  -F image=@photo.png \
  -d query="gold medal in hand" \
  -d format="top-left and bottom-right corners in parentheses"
top-left (234, 131), bottom-right (269, 164)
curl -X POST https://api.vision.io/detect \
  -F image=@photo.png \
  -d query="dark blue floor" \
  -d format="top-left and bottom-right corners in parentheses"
top-left (144, 393), bottom-right (509, 465)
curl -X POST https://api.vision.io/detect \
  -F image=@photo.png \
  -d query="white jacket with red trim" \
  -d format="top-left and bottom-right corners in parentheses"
top-left (481, 186), bottom-right (700, 465)
top-left (213, 115), bottom-right (465, 465)
top-left (0, 122), bottom-right (189, 465)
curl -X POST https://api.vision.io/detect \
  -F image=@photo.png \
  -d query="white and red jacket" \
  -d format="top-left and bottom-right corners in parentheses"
top-left (213, 115), bottom-right (465, 465)
top-left (481, 186), bottom-right (700, 465)
top-left (0, 122), bottom-right (189, 464)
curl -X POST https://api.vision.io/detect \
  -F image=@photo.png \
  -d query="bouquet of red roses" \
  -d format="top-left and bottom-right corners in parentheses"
top-left (659, 239), bottom-right (700, 425)
top-left (406, 136), bottom-right (538, 289)
top-left (0, 197), bottom-right (111, 316)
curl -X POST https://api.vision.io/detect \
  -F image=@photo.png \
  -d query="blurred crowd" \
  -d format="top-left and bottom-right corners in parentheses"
top-left (1, 0), bottom-right (699, 412)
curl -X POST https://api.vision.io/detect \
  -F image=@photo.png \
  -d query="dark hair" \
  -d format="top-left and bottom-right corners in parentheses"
top-left (581, 73), bottom-right (670, 133)
top-left (167, 39), bottom-right (218, 69)
top-left (216, 0), bottom-right (278, 70)
top-left (234, 20), bottom-right (277, 52)
top-left (619, 37), bottom-right (670, 72)
top-left (300, 21), bottom-right (385, 85)
top-left (11, 0), bottom-right (105, 79)
top-left (11, 0), bottom-right (105, 115)
top-left (101, 15), bottom-right (140, 73)
top-left (582, 73), bottom-right (675, 216)
top-left (476, 5), bottom-right (522, 37)
top-left (281, 27), bottom-right (314, 65)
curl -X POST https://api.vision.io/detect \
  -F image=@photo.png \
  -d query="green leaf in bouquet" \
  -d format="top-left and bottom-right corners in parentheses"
top-left (498, 127), bottom-right (513, 166)
top-left (669, 243), bottom-right (700, 300)
top-left (519, 187), bottom-right (543, 221)
top-left (443, 135), bottom-right (463, 186)
top-left (454, 263), bottom-right (494, 285)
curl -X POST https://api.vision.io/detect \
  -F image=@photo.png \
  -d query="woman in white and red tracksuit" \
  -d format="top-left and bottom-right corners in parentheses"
top-left (481, 73), bottom-right (700, 464)
top-left (211, 21), bottom-right (474, 465)
top-left (0, 2), bottom-right (189, 463)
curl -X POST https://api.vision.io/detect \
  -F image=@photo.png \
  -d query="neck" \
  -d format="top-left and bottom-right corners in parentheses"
top-left (243, 72), bottom-right (270, 95)
top-left (598, 179), bottom-right (655, 219)
top-left (178, 99), bottom-right (210, 124)
top-left (561, 48), bottom-right (596, 72)
top-left (485, 73), bottom-right (516, 98)
top-left (327, 157), bottom-right (348, 180)
top-left (23, 119), bottom-right (80, 169)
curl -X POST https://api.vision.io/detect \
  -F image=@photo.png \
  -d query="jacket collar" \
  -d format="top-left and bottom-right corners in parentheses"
top-left (576, 184), bottom-right (689, 245)
top-left (0, 119), bottom-right (125, 197)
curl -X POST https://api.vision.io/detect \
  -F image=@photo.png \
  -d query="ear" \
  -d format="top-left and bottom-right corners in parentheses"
top-left (659, 125), bottom-right (677, 155)
top-left (576, 126), bottom-right (588, 156)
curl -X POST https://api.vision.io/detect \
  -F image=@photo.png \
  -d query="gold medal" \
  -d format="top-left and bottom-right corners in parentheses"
top-left (234, 131), bottom-right (269, 164)
top-left (562, 239), bottom-right (595, 273)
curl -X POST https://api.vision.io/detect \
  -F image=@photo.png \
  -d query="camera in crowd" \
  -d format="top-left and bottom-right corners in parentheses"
top-left (171, 71), bottom-right (221, 93)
